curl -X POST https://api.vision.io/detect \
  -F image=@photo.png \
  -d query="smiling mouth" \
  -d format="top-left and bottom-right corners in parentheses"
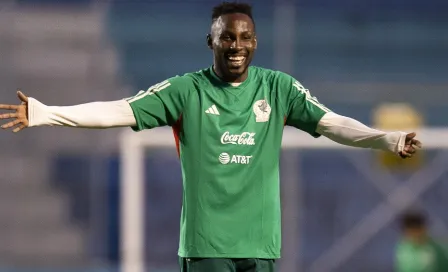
top-left (226, 55), bottom-right (246, 67)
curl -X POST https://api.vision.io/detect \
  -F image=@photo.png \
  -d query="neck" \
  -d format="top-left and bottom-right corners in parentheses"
top-left (212, 64), bottom-right (248, 83)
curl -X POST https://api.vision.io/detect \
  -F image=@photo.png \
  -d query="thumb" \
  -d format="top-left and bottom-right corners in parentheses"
top-left (406, 132), bottom-right (416, 139)
top-left (17, 90), bottom-right (28, 103)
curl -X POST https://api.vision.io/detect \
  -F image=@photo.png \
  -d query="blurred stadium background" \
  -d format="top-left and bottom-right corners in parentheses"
top-left (0, 0), bottom-right (448, 271)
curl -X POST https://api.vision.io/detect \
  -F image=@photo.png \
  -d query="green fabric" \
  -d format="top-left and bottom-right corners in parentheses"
top-left (128, 66), bottom-right (330, 258)
top-left (395, 238), bottom-right (448, 272)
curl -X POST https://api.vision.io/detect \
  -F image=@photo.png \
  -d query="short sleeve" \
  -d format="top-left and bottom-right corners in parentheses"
top-left (277, 72), bottom-right (331, 137)
top-left (126, 75), bottom-right (192, 131)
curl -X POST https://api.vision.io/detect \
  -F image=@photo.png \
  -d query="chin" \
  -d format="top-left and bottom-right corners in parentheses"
top-left (226, 65), bottom-right (248, 77)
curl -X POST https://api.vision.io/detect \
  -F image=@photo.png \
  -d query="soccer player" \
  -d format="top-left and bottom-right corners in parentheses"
top-left (395, 211), bottom-right (448, 272)
top-left (0, 2), bottom-right (421, 272)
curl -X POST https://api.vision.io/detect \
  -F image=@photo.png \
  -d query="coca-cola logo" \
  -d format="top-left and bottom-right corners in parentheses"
top-left (220, 131), bottom-right (255, 145)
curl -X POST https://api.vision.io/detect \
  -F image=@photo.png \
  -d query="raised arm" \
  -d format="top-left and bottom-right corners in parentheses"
top-left (316, 112), bottom-right (422, 158)
top-left (0, 90), bottom-right (136, 132)
top-left (276, 72), bottom-right (422, 158)
top-left (1, 75), bottom-right (193, 133)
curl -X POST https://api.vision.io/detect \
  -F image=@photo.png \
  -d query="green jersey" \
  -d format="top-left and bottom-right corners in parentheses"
top-left (127, 66), bottom-right (330, 258)
top-left (395, 238), bottom-right (448, 272)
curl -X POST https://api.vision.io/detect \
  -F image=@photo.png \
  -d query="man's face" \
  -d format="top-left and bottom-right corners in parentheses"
top-left (404, 227), bottom-right (427, 244)
top-left (209, 13), bottom-right (257, 82)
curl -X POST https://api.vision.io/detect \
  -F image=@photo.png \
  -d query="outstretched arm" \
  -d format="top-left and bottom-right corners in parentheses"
top-left (316, 112), bottom-right (422, 158)
top-left (0, 90), bottom-right (136, 132)
top-left (275, 72), bottom-right (422, 159)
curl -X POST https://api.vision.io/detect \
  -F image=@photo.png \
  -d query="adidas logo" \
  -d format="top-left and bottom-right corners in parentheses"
top-left (205, 105), bottom-right (220, 115)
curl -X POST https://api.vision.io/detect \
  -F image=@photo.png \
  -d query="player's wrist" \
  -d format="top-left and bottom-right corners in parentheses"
top-left (27, 97), bottom-right (50, 127)
top-left (383, 131), bottom-right (407, 155)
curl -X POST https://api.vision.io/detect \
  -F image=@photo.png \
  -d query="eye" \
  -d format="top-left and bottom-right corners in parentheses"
top-left (241, 33), bottom-right (254, 40)
top-left (221, 35), bottom-right (232, 41)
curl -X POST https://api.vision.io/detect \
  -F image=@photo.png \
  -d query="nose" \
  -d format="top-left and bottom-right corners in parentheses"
top-left (230, 38), bottom-right (242, 49)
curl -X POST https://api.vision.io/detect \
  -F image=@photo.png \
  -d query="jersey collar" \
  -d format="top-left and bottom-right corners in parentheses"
top-left (209, 66), bottom-right (253, 93)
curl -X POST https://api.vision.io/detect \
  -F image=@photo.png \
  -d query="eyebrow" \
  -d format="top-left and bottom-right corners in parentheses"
top-left (220, 29), bottom-right (254, 34)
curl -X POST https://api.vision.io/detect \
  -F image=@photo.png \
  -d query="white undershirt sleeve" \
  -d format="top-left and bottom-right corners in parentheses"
top-left (27, 97), bottom-right (136, 128)
top-left (316, 112), bottom-right (407, 155)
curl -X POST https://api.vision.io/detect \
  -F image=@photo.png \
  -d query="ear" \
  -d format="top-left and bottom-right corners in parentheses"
top-left (206, 34), bottom-right (213, 49)
top-left (254, 36), bottom-right (258, 49)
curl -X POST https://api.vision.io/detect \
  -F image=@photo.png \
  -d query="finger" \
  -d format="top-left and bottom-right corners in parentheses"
top-left (399, 151), bottom-right (412, 158)
top-left (1, 119), bottom-right (21, 129)
top-left (17, 90), bottom-right (28, 103)
top-left (404, 148), bottom-right (416, 155)
top-left (0, 113), bottom-right (18, 119)
top-left (0, 104), bottom-right (19, 110)
top-left (406, 132), bottom-right (416, 139)
top-left (13, 124), bottom-right (26, 133)
top-left (412, 139), bottom-right (422, 148)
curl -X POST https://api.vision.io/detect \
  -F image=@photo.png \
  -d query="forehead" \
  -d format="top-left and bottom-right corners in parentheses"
top-left (212, 13), bottom-right (255, 33)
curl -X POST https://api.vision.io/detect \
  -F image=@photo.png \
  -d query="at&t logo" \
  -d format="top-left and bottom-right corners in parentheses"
top-left (219, 153), bottom-right (253, 165)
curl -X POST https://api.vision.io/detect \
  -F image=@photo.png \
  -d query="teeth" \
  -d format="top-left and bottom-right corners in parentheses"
top-left (228, 56), bottom-right (245, 61)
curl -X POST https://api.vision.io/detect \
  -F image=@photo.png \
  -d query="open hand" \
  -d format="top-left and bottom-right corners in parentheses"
top-left (0, 90), bottom-right (29, 133)
top-left (399, 132), bottom-right (422, 158)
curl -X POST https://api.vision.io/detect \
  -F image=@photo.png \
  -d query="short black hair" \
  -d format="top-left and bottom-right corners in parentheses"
top-left (212, 2), bottom-right (254, 23)
top-left (400, 210), bottom-right (427, 230)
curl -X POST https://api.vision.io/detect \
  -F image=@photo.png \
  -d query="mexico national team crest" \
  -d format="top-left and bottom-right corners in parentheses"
top-left (253, 99), bottom-right (271, 122)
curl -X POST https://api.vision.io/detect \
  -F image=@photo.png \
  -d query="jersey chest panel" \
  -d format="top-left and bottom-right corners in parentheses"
top-left (180, 84), bottom-right (284, 170)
